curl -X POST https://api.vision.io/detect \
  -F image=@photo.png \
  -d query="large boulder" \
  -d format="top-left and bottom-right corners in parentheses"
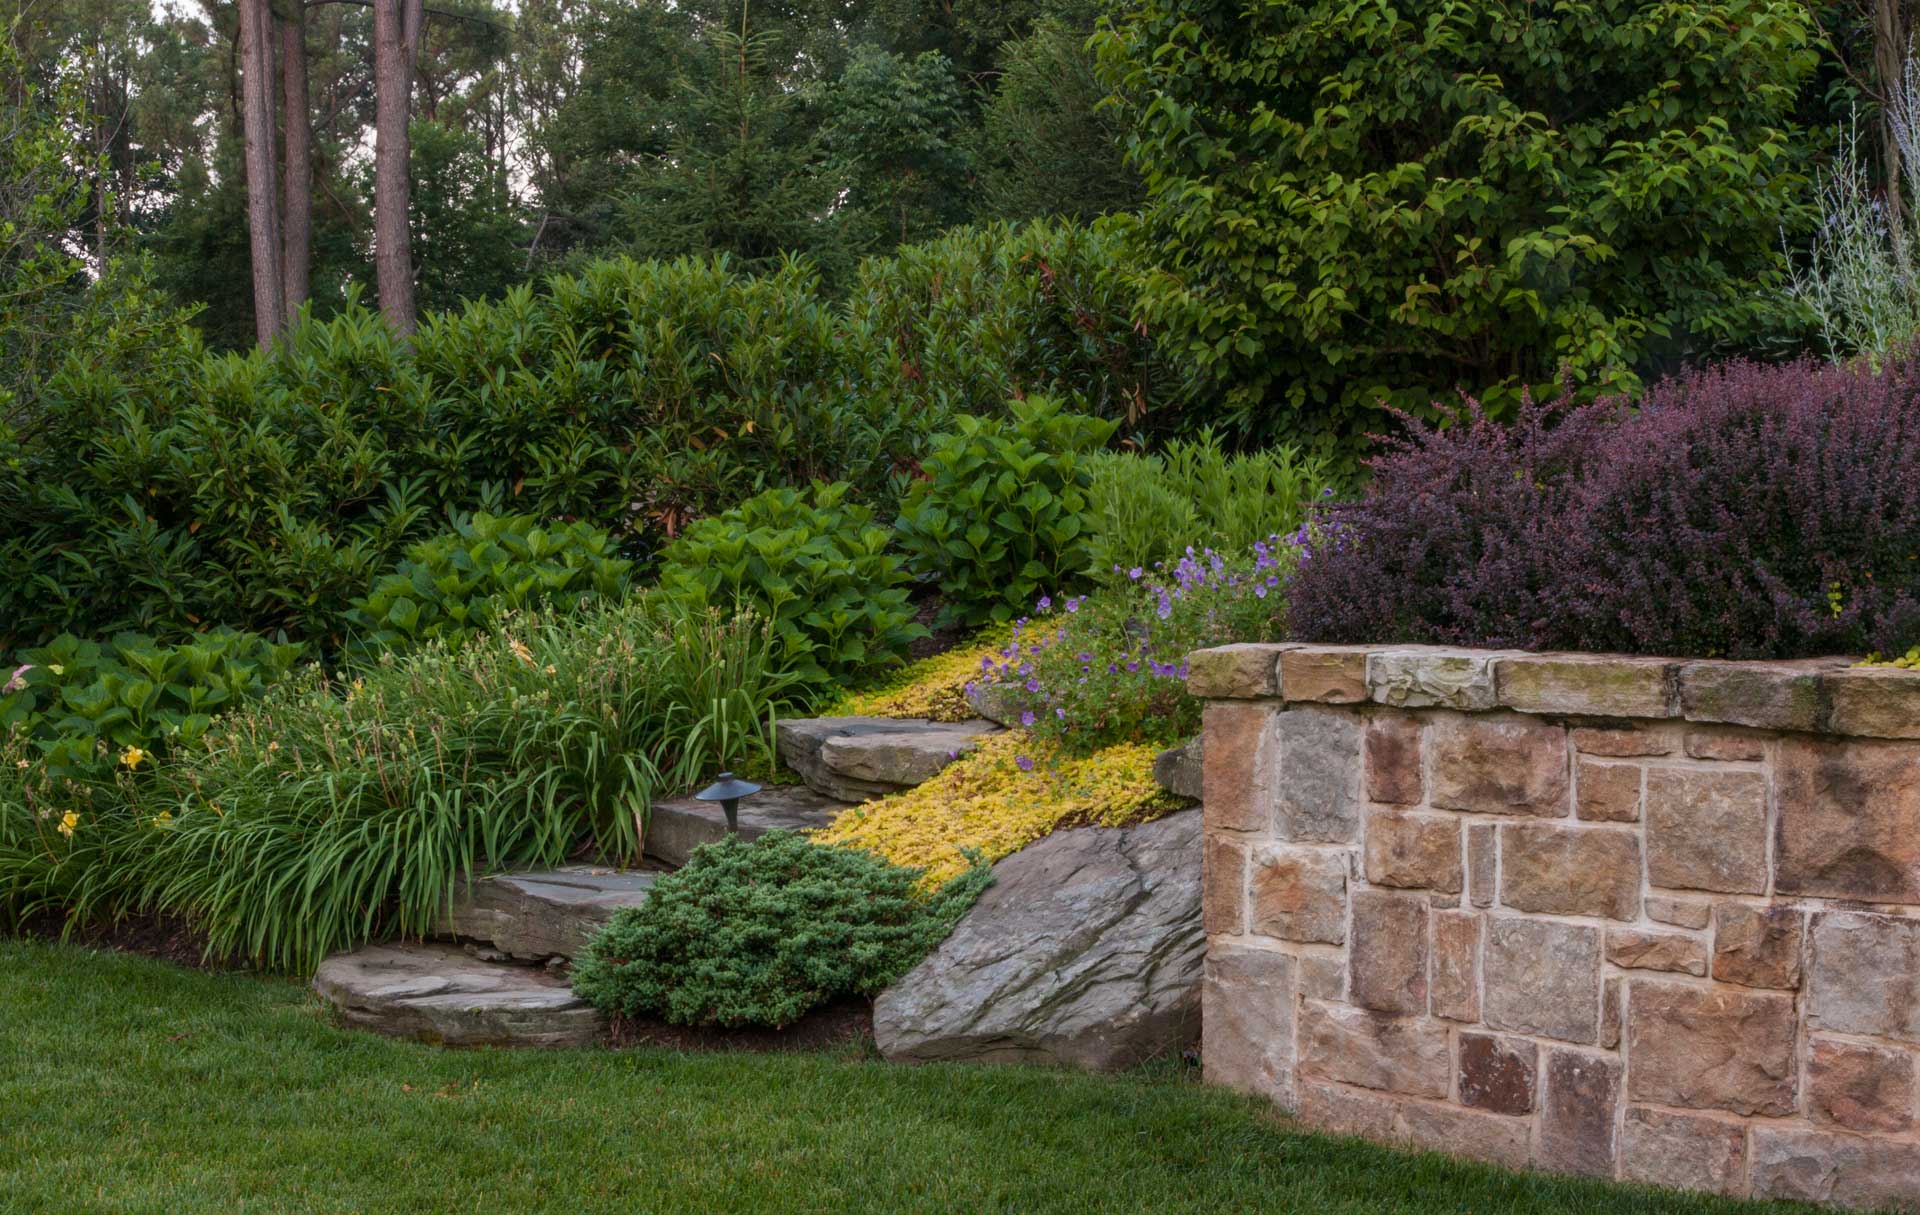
top-left (874, 808), bottom-right (1203, 1071)
top-left (645, 784), bottom-right (850, 868)
top-left (1154, 735), bottom-right (1203, 801)
top-left (776, 716), bottom-right (998, 801)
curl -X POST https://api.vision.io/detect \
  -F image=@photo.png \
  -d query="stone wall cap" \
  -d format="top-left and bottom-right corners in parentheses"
top-left (1188, 643), bottom-right (1920, 739)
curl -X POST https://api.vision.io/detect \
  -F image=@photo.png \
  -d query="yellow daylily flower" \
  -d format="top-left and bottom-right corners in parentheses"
top-left (56, 811), bottom-right (79, 838)
top-left (119, 745), bottom-right (149, 770)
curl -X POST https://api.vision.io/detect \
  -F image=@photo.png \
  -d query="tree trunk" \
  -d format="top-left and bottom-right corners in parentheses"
top-left (239, 0), bottom-right (289, 345)
top-left (1876, 0), bottom-right (1911, 226)
top-left (279, 1), bottom-right (313, 319)
top-left (373, 0), bottom-right (424, 336)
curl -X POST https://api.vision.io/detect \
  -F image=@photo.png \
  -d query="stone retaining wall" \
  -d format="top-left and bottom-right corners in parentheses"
top-left (1189, 642), bottom-right (1920, 1210)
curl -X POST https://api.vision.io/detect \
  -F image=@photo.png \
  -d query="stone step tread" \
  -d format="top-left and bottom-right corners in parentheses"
top-left (438, 865), bottom-right (660, 962)
top-left (646, 784), bottom-right (851, 869)
top-left (314, 943), bottom-right (602, 1048)
top-left (777, 716), bottom-right (999, 801)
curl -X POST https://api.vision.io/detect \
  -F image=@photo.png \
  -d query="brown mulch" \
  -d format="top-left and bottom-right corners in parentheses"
top-left (905, 593), bottom-right (968, 661)
top-left (608, 998), bottom-right (876, 1055)
top-left (12, 910), bottom-right (236, 971)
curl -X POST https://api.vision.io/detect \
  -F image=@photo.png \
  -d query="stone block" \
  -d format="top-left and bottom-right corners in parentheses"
top-left (1646, 896), bottom-right (1711, 930)
top-left (1298, 952), bottom-right (1345, 1001)
top-left (1750, 1127), bottom-right (1920, 1211)
top-left (1201, 701), bottom-right (1277, 834)
top-left (1809, 1037), bottom-right (1915, 1135)
top-left (1808, 911), bottom-right (1920, 1044)
top-left (1152, 735), bottom-right (1203, 801)
top-left (1429, 717), bottom-right (1568, 817)
top-left (1295, 1083), bottom-right (1531, 1170)
top-left (1297, 1002), bottom-right (1449, 1099)
top-left (1626, 981), bottom-right (1797, 1116)
top-left (1458, 1033), bottom-right (1535, 1115)
top-left (1601, 977), bottom-right (1622, 1050)
top-left (1202, 945), bottom-right (1296, 1101)
top-left (1678, 660), bottom-right (1830, 732)
top-left (1248, 844), bottom-right (1346, 945)
top-left (1496, 653), bottom-right (1676, 719)
top-left (1277, 646), bottom-right (1370, 704)
top-left (1499, 824), bottom-right (1640, 920)
top-left (1368, 650), bottom-right (1500, 711)
top-left (1466, 823), bottom-right (1495, 908)
top-left (1273, 708), bottom-right (1362, 844)
top-left (1364, 812), bottom-right (1461, 893)
top-left (1349, 890), bottom-right (1428, 1015)
top-left (1574, 759), bottom-right (1641, 822)
top-left (1644, 768), bottom-right (1768, 894)
top-left (1202, 833), bottom-right (1247, 937)
top-left (1606, 929), bottom-right (1707, 976)
top-left (1620, 1107), bottom-right (1746, 1197)
top-left (1186, 643), bottom-right (1283, 699)
top-left (1539, 1048), bottom-right (1622, 1179)
top-left (1431, 911), bottom-right (1480, 1023)
top-left (1572, 726), bottom-right (1673, 757)
top-left (1775, 735), bottom-right (1920, 903)
top-left (1363, 715), bottom-right (1423, 805)
top-left (1484, 917), bottom-right (1599, 1044)
top-left (1824, 665), bottom-right (1920, 740)
top-left (1684, 730), bottom-right (1764, 762)
top-left (1711, 904), bottom-right (1803, 990)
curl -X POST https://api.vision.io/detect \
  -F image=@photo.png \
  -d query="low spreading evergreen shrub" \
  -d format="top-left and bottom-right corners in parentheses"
top-left (571, 831), bottom-right (989, 1029)
top-left (1288, 357), bottom-right (1920, 659)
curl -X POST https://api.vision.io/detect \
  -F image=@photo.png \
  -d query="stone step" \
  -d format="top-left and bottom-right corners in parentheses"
top-left (313, 943), bottom-right (603, 1048)
top-left (645, 783), bottom-right (851, 868)
top-left (776, 716), bottom-right (999, 801)
top-left (437, 865), bottom-right (660, 962)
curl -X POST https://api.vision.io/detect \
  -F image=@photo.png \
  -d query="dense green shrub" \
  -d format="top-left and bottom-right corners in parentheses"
top-left (1093, 0), bottom-right (1820, 452)
top-left (345, 513), bottom-right (631, 654)
top-left (1, 630), bottom-right (303, 782)
top-left (0, 596), bottom-right (795, 970)
top-left (895, 396), bottom-right (1116, 627)
top-left (570, 831), bottom-right (989, 1029)
top-left (3, 221), bottom-right (1167, 651)
top-left (1082, 435), bottom-right (1333, 584)
top-left (660, 483), bottom-right (922, 694)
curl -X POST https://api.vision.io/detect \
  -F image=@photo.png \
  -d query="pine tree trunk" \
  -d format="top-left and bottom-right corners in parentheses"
top-left (279, 2), bottom-right (313, 320)
top-left (373, 0), bottom-right (423, 336)
top-left (239, 0), bottom-right (289, 345)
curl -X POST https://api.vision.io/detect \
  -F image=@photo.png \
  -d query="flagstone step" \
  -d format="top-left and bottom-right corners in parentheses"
top-left (776, 716), bottom-right (999, 801)
top-left (313, 943), bottom-right (603, 1048)
top-left (437, 865), bottom-right (661, 962)
top-left (645, 783), bottom-right (852, 868)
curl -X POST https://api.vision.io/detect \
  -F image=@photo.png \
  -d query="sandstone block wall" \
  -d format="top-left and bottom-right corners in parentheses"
top-left (1190, 642), bottom-right (1920, 1210)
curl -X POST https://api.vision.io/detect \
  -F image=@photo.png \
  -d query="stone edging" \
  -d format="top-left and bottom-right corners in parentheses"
top-left (1185, 643), bottom-right (1919, 739)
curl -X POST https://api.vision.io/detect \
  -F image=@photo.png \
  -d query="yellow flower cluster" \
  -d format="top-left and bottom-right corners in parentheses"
top-left (814, 731), bottom-right (1182, 885)
top-left (831, 626), bottom-right (1011, 723)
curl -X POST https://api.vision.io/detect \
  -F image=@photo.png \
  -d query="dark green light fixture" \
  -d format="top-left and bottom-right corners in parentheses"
top-left (694, 772), bottom-right (763, 835)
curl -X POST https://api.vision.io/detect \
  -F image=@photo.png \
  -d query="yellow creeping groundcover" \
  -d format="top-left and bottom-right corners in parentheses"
top-left (813, 730), bottom-right (1183, 886)
top-left (830, 626), bottom-right (1011, 723)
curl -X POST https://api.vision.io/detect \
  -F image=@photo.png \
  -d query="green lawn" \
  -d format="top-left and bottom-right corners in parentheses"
top-left (0, 940), bottom-right (1822, 1215)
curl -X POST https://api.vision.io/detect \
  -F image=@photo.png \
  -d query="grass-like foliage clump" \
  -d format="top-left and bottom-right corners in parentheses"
top-left (815, 732), bottom-right (1181, 886)
top-left (0, 597), bottom-right (794, 971)
top-left (571, 831), bottom-right (989, 1029)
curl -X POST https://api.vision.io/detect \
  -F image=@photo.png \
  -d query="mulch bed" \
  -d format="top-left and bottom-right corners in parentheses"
top-left (12, 910), bottom-right (234, 971)
top-left (608, 998), bottom-right (876, 1055)
top-left (905, 593), bottom-right (968, 661)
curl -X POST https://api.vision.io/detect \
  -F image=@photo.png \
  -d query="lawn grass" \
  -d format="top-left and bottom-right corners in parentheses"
top-left (0, 940), bottom-right (1826, 1215)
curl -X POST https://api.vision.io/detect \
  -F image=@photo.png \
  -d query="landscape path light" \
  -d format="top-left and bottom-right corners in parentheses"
top-left (693, 772), bottom-right (763, 835)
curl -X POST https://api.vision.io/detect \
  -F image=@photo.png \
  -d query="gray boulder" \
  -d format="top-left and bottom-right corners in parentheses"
top-left (437, 865), bottom-right (659, 962)
top-left (874, 808), bottom-right (1203, 1072)
top-left (1153, 735), bottom-right (1203, 801)
top-left (314, 943), bottom-right (604, 1047)
top-left (963, 679), bottom-right (1025, 727)
top-left (645, 784), bottom-right (850, 868)
top-left (776, 716), bottom-right (998, 801)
